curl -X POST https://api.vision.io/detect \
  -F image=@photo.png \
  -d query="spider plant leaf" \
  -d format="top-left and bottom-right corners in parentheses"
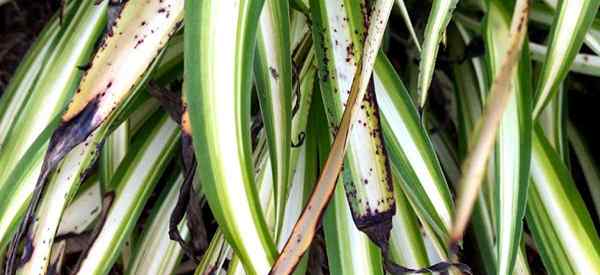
top-left (530, 1), bottom-right (600, 56)
top-left (100, 122), bottom-right (128, 190)
top-left (0, 0), bottom-right (107, 191)
top-left (4, 0), bottom-right (183, 270)
top-left (279, 48), bottom-right (318, 246)
top-left (290, 9), bottom-right (310, 54)
top-left (60, 0), bottom-right (183, 125)
top-left (255, 0), bottom-right (293, 237)
top-left (309, 95), bottom-right (384, 275)
top-left (0, 5), bottom-right (65, 145)
top-left (309, 0), bottom-right (395, 243)
top-left (417, 0), bottom-right (459, 107)
top-left (478, 1), bottom-right (533, 274)
top-left (125, 172), bottom-right (188, 275)
top-left (530, 42), bottom-right (600, 77)
top-left (456, 12), bottom-right (600, 78)
top-left (449, 21), bottom-right (533, 275)
top-left (193, 133), bottom-right (273, 275)
top-left (533, 0), bottom-right (600, 117)
top-left (12, 44), bottom-right (181, 273)
top-left (56, 176), bottom-right (102, 236)
top-left (567, 121), bottom-right (600, 220)
top-left (539, 85), bottom-right (567, 160)
top-left (526, 126), bottom-right (600, 274)
top-left (194, 231), bottom-right (231, 275)
top-left (73, 111), bottom-right (180, 275)
top-left (16, 127), bottom-right (106, 275)
top-left (272, 0), bottom-right (394, 273)
top-left (323, 179), bottom-right (385, 275)
top-left (451, 0), bottom-right (529, 251)
top-left (184, 0), bottom-right (278, 274)
top-left (0, 121), bottom-right (57, 252)
top-left (0, 31), bottom-right (181, 265)
top-left (374, 55), bottom-right (453, 259)
top-left (191, 43), bottom-right (317, 275)
top-left (3, 0), bottom-right (183, 269)
top-left (230, 102), bottom-right (317, 275)
top-left (395, 0), bottom-right (422, 52)
top-left (387, 171), bottom-right (430, 269)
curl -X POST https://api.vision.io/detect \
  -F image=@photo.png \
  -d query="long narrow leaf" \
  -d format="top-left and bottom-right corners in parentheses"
top-left (56, 177), bottom-right (102, 236)
top-left (449, 21), bottom-right (532, 275)
top-left (310, 94), bottom-right (384, 275)
top-left (533, 0), bottom-right (600, 116)
top-left (451, 0), bottom-right (529, 252)
top-left (126, 172), bottom-right (188, 275)
top-left (567, 121), bottom-right (600, 220)
top-left (530, 42), bottom-right (600, 77)
top-left (309, 0), bottom-right (395, 243)
top-left (539, 85), bottom-right (567, 160)
top-left (194, 231), bottom-right (231, 275)
top-left (0, 5), bottom-right (64, 144)
top-left (255, 0), bottom-right (293, 237)
top-left (16, 127), bottom-right (106, 275)
top-left (395, 0), bottom-right (422, 52)
top-left (184, 0), bottom-right (277, 274)
top-left (74, 111), bottom-right (179, 275)
top-left (13, 49), bottom-right (182, 271)
top-left (272, 0), bottom-right (394, 273)
top-left (0, 0), bottom-right (107, 191)
top-left (374, 55), bottom-right (453, 259)
top-left (417, 0), bottom-right (459, 107)
top-left (0, 24), bottom-right (182, 269)
top-left (388, 171), bottom-right (430, 269)
top-left (100, 122), bottom-right (129, 190)
top-left (482, 1), bottom-right (532, 273)
top-left (526, 127), bottom-right (600, 274)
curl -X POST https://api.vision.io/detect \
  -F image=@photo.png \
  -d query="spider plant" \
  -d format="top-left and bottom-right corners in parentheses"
top-left (1, 0), bottom-right (600, 274)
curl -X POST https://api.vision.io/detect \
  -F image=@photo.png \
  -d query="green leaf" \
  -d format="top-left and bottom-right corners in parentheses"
top-left (0, 5), bottom-right (64, 145)
top-left (100, 122), bottom-right (129, 191)
top-left (567, 121), bottom-right (600, 220)
top-left (0, 0), bottom-right (107, 191)
top-left (0, 27), bottom-right (181, 261)
top-left (310, 94), bottom-right (383, 275)
top-left (13, 45), bottom-right (181, 270)
top-left (388, 170), bottom-right (430, 269)
top-left (57, 176), bottom-right (102, 236)
top-left (451, 2), bottom-right (529, 262)
top-left (16, 126), bottom-right (106, 275)
top-left (74, 111), bottom-right (180, 275)
top-left (449, 21), bottom-right (532, 275)
top-left (530, 42), bottom-right (600, 77)
top-left (273, 0), bottom-right (394, 272)
top-left (310, 0), bottom-right (395, 239)
top-left (533, 0), bottom-right (600, 116)
top-left (539, 85), bottom-right (567, 160)
top-left (417, 0), bottom-right (459, 107)
top-left (126, 172), bottom-right (187, 275)
top-left (278, 48), bottom-right (318, 249)
top-left (184, 0), bottom-right (277, 274)
top-left (457, 10), bottom-right (600, 78)
top-left (323, 179), bottom-right (385, 275)
top-left (255, 0), bottom-right (293, 237)
top-left (374, 55), bottom-right (453, 258)
top-left (194, 231), bottom-right (231, 275)
top-left (526, 126), bottom-right (600, 274)
top-left (532, 0), bottom-right (600, 56)
top-left (394, 0), bottom-right (421, 52)
top-left (481, 1), bottom-right (532, 273)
